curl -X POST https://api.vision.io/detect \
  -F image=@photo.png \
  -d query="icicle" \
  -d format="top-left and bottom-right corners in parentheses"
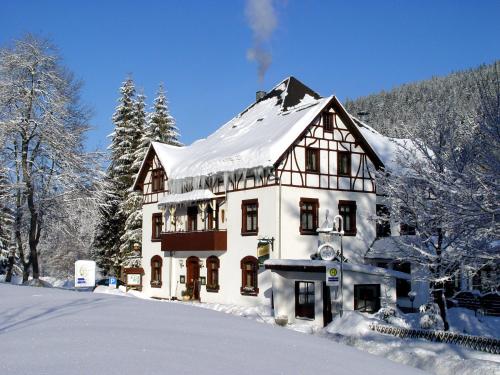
top-left (223, 172), bottom-right (229, 193)
top-left (242, 168), bottom-right (248, 189)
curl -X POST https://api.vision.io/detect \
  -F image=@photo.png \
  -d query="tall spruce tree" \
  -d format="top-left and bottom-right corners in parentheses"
top-left (119, 92), bottom-right (147, 266)
top-left (93, 78), bottom-right (137, 275)
top-left (149, 84), bottom-right (181, 145)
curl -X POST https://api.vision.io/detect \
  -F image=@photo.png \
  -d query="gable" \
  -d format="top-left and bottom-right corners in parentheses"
top-left (275, 96), bottom-right (384, 171)
top-left (133, 144), bottom-right (167, 192)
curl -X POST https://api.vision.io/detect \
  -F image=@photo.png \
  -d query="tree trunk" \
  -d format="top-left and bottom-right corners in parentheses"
top-left (433, 228), bottom-right (449, 330)
top-left (5, 249), bottom-right (15, 282)
top-left (432, 288), bottom-right (449, 331)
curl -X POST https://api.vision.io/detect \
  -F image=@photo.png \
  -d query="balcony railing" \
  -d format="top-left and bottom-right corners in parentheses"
top-left (161, 230), bottom-right (227, 252)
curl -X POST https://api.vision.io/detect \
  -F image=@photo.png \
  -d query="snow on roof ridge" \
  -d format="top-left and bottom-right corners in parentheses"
top-left (150, 87), bottom-right (333, 182)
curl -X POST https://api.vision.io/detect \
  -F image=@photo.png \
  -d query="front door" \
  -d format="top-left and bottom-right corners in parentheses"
top-left (186, 256), bottom-right (200, 300)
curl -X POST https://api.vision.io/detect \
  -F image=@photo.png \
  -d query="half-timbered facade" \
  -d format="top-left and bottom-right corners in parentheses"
top-left (132, 77), bottom-right (408, 308)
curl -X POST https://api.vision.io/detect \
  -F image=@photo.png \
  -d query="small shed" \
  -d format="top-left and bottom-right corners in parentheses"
top-left (265, 259), bottom-right (410, 327)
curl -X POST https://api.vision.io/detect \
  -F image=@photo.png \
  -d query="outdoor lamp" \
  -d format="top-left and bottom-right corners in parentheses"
top-left (408, 291), bottom-right (417, 312)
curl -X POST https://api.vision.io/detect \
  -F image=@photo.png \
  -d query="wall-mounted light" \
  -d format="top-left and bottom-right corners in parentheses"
top-left (199, 260), bottom-right (204, 268)
top-left (179, 259), bottom-right (184, 268)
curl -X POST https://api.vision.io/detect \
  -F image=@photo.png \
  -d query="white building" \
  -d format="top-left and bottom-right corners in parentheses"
top-left (132, 77), bottom-right (419, 317)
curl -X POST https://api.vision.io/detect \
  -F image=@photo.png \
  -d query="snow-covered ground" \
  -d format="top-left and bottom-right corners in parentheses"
top-left (181, 299), bottom-right (500, 375)
top-left (0, 283), bottom-right (428, 375)
top-left (93, 286), bottom-right (500, 375)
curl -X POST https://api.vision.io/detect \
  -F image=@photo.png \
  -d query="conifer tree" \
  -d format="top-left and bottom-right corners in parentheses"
top-left (120, 92), bottom-right (147, 266)
top-left (93, 78), bottom-right (137, 275)
top-left (149, 84), bottom-right (181, 145)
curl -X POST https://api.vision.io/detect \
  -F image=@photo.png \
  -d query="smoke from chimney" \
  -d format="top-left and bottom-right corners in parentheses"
top-left (245, 0), bottom-right (277, 82)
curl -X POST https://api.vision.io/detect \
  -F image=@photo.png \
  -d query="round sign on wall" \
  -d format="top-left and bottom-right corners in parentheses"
top-left (318, 243), bottom-right (336, 261)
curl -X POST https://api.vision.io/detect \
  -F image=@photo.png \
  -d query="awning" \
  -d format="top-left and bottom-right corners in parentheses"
top-left (158, 189), bottom-right (217, 207)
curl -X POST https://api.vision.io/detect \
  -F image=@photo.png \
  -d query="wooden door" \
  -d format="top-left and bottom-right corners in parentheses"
top-left (186, 256), bottom-right (200, 299)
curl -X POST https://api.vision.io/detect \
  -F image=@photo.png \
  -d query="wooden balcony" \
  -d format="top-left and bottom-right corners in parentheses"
top-left (161, 230), bottom-right (227, 252)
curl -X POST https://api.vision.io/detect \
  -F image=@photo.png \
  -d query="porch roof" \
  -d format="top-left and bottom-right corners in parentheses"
top-left (264, 259), bottom-right (410, 280)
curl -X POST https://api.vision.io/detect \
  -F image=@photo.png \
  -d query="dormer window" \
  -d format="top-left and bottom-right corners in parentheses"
top-left (151, 168), bottom-right (164, 192)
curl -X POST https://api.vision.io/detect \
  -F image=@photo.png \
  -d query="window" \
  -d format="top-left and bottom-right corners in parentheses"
top-left (150, 255), bottom-right (162, 288)
top-left (240, 256), bottom-right (259, 296)
top-left (305, 147), bottom-right (320, 173)
top-left (152, 213), bottom-right (163, 241)
top-left (337, 151), bottom-right (351, 176)
top-left (323, 112), bottom-right (335, 132)
top-left (206, 256), bottom-right (220, 292)
top-left (300, 198), bottom-right (319, 234)
top-left (151, 168), bottom-right (164, 192)
top-left (393, 262), bottom-right (411, 298)
top-left (207, 205), bottom-right (214, 230)
top-left (241, 199), bottom-right (258, 235)
top-left (400, 207), bottom-right (416, 235)
top-left (295, 281), bottom-right (315, 319)
top-left (376, 204), bottom-right (391, 238)
top-left (354, 284), bottom-right (380, 313)
top-left (187, 206), bottom-right (198, 231)
top-left (338, 200), bottom-right (356, 236)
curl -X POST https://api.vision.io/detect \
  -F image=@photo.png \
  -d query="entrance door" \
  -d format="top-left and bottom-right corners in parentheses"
top-left (322, 282), bottom-right (332, 326)
top-left (186, 256), bottom-right (200, 300)
top-left (295, 281), bottom-right (315, 320)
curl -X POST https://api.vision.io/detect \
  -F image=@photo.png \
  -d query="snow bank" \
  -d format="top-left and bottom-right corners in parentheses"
top-left (0, 283), bottom-right (427, 375)
top-left (447, 308), bottom-right (500, 338)
top-left (325, 311), bottom-right (377, 337)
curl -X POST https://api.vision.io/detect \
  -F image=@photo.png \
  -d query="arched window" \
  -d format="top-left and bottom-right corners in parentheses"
top-left (150, 255), bottom-right (162, 288)
top-left (240, 256), bottom-right (259, 296)
top-left (206, 256), bottom-right (220, 292)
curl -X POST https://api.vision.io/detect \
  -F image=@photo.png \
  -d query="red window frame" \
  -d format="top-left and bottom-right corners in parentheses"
top-left (151, 168), bottom-right (164, 192)
top-left (150, 255), bottom-right (162, 288)
top-left (323, 112), bottom-right (335, 132)
top-left (299, 198), bottom-right (319, 235)
top-left (241, 199), bottom-right (258, 235)
top-left (152, 213), bottom-right (163, 241)
top-left (206, 256), bottom-right (220, 292)
top-left (240, 256), bottom-right (259, 296)
top-left (338, 200), bottom-right (357, 236)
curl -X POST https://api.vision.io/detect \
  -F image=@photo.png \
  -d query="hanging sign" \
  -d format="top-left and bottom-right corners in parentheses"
top-left (74, 260), bottom-right (96, 288)
top-left (257, 241), bottom-right (271, 266)
top-left (326, 264), bottom-right (341, 287)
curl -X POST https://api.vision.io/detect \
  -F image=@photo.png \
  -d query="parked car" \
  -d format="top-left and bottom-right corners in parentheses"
top-left (93, 277), bottom-right (124, 290)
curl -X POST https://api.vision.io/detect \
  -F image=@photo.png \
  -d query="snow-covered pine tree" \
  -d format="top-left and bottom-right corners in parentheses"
top-left (148, 83), bottom-right (181, 145)
top-left (119, 92), bottom-right (147, 267)
top-left (93, 78), bottom-right (137, 276)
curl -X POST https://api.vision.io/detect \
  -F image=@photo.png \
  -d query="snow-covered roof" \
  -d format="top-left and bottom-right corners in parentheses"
top-left (157, 189), bottom-right (216, 207)
top-left (151, 77), bottom-right (333, 181)
top-left (351, 117), bottom-right (418, 173)
top-left (364, 236), bottom-right (421, 260)
top-left (265, 259), bottom-right (411, 280)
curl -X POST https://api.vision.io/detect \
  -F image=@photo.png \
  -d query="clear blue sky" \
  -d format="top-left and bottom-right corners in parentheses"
top-left (1, 0), bottom-right (499, 150)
